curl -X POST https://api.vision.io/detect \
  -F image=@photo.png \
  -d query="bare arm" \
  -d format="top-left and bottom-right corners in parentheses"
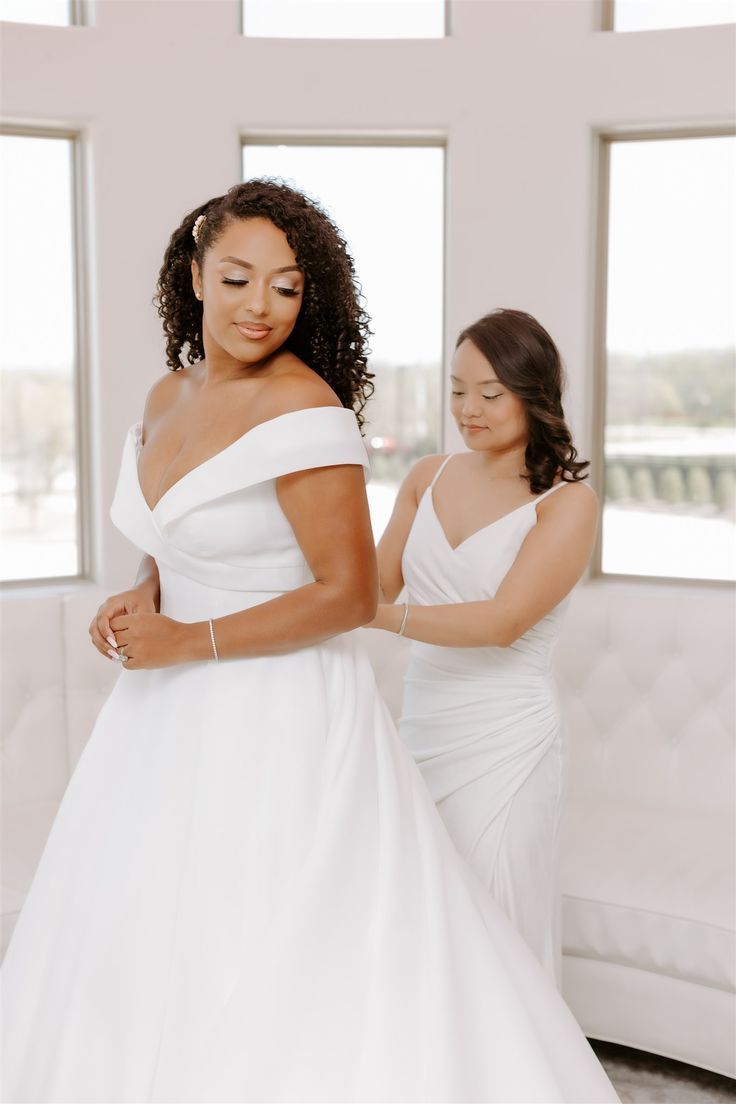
top-left (195, 461), bottom-right (377, 659)
top-left (375, 455), bottom-right (447, 602)
top-left (371, 482), bottom-right (598, 647)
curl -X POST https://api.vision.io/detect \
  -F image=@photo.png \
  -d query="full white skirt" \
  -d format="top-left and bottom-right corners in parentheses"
top-left (2, 599), bottom-right (616, 1103)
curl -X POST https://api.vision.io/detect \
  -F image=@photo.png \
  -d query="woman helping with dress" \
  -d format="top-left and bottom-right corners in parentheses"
top-left (1, 184), bottom-right (616, 1103)
top-left (370, 310), bottom-right (598, 977)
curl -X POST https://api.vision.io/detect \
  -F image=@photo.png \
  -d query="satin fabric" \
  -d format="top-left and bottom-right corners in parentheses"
top-left (1, 409), bottom-right (616, 1103)
top-left (400, 455), bottom-right (570, 975)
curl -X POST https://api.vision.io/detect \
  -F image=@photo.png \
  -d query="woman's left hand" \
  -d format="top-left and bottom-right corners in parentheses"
top-left (109, 612), bottom-right (197, 670)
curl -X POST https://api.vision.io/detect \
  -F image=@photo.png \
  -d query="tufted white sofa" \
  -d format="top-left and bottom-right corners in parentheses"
top-left (1, 586), bottom-right (120, 960)
top-left (2, 581), bottom-right (734, 1077)
top-left (553, 584), bottom-right (735, 1079)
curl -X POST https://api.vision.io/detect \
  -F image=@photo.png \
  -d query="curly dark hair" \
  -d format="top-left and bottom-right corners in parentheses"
top-left (457, 309), bottom-right (589, 494)
top-left (155, 179), bottom-right (373, 428)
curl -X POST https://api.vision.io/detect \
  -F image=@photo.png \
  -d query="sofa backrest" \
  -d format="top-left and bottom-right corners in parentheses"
top-left (4, 581), bottom-right (734, 816)
top-left (2, 580), bottom-right (734, 953)
top-left (555, 583), bottom-right (735, 817)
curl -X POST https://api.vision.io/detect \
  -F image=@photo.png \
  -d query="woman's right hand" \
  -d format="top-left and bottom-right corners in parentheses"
top-left (88, 584), bottom-right (158, 661)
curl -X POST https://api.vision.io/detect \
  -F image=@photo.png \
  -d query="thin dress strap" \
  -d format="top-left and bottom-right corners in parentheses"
top-left (429, 455), bottom-right (454, 489)
top-left (534, 480), bottom-right (569, 504)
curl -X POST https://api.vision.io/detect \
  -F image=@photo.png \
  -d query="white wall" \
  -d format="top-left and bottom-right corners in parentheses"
top-left (1, 0), bottom-right (734, 590)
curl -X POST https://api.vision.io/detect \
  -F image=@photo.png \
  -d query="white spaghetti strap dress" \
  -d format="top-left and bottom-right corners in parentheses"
top-left (400, 454), bottom-right (571, 976)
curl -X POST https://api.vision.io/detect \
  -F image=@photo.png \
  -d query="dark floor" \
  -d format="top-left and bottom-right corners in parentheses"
top-left (591, 1040), bottom-right (736, 1103)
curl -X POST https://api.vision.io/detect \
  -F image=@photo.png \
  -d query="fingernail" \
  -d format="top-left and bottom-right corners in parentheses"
top-left (106, 636), bottom-right (117, 648)
top-left (107, 649), bottom-right (121, 660)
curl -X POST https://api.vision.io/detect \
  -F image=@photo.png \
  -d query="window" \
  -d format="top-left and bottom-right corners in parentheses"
top-left (242, 141), bottom-right (445, 537)
top-left (600, 133), bottom-right (736, 582)
top-left (0, 0), bottom-right (74, 25)
top-left (0, 132), bottom-right (85, 582)
top-left (611, 0), bottom-right (736, 32)
top-left (243, 0), bottom-right (446, 38)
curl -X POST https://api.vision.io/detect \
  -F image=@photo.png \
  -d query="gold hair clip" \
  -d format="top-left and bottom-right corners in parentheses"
top-left (192, 213), bottom-right (206, 245)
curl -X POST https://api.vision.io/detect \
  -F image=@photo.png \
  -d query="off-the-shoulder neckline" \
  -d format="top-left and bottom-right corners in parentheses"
top-left (132, 405), bottom-right (357, 515)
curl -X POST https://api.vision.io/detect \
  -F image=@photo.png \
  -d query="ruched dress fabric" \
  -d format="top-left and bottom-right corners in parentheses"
top-left (400, 455), bottom-right (571, 977)
top-left (1, 409), bottom-right (617, 1104)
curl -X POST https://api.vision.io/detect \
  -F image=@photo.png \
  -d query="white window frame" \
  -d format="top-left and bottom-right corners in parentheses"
top-left (240, 0), bottom-right (451, 39)
top-left (241, 131), bottom-right (448, 454)
top-left (0, 0), bottom-right (87, 26)
top-left (592, 125), bottom-right (736, 586)
top-left (0, 124), bottom-right (91, 587)
top-left (602, 0), bottom-right (736, 33)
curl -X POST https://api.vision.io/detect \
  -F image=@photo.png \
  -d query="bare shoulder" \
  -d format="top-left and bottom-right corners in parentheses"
top-left (257, 354), bottom-right (342, 418)
top-left (539, 479), bottom-right (599, 524)
top-left (141, 367), bottom-right (191, 423)
top-left (405, 453), bottom-right (449, 501)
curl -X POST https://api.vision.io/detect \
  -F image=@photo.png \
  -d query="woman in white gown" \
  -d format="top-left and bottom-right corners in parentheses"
top-left (369, 311), bottom-right (598, 977)
top-left (1, 183), bottom-right (616, 1104)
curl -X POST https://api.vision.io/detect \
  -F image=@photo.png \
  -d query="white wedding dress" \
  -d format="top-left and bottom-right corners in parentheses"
top-left (1, 407), bottom-right (618, 1104)
top-left (400, 455), bottom-right (571, 976)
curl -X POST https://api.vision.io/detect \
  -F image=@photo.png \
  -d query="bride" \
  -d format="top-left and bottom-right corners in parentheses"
top-left (1, 179), bottom-right (618, 1103)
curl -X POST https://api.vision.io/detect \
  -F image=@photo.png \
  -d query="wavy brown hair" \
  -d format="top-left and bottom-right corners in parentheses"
top-left (457, 309), bottom-right (589, 494)
top-left (155, 179), bottom-right (373, 428)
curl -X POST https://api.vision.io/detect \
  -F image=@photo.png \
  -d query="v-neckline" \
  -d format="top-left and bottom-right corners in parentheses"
top-left (428, 473), bottom-right (570, 553)
top-left (134, 408), bottom-right (320, 515)
top-left (427, 485), bottom-right (539, 554)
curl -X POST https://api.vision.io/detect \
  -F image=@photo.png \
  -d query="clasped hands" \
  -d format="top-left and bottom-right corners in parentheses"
top-left (88, 586), bottom-right (196, 670)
